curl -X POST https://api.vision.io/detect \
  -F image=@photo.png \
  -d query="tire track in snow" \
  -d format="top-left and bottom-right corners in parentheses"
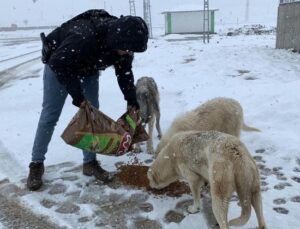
top-left (0, 50), bottom-right (40, 63)
top-left (0, 57), bottom-right (41, 88)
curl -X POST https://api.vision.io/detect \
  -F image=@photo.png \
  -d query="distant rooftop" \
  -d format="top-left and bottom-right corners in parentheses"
top-left (162, 4), bottom-right (218, 14)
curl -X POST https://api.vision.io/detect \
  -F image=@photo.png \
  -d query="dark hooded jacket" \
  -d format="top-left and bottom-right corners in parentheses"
top-left (43, 10), bottom-right (148, 107)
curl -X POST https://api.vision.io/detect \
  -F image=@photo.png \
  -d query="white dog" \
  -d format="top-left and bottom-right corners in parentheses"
top-left (148, 131), bottom-right (266, 229)
top-left (156, 97), bottom-right (259, 155)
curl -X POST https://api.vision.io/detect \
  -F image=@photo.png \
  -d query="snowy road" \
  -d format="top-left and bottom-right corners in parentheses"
top-left (0, 32), bottom-right (43, 88)
top-left (0, 192), bottom-right (65, 229)
top-left (0, 50), bottom-right (40, 64)
top-left (0, 57), bottom-right (41, 88)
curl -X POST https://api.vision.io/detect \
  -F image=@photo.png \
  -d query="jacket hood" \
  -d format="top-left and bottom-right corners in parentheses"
top-left (106, 16), bottom-right (149, 52)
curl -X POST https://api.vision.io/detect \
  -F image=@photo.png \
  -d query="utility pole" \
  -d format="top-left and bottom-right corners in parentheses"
top-left (245, 0), bottom-right (249, 23)
top-left (203, 0), bottom-right (210, 43)
top-left (143, 0), bottom-right (153, 38)
top-left (129, 0), bottom-right (136, 16)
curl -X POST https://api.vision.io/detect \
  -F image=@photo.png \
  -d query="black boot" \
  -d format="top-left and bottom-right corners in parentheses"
top-left (27, 162), bottom-right (44, 191)
top-left (83, 160), bottom-right (113, 183)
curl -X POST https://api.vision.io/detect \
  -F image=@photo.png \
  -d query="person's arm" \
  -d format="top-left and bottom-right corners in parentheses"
top-left (114, 53), bottom-right (139, 109)
top-left (48, 33), bottom-right (95, 107)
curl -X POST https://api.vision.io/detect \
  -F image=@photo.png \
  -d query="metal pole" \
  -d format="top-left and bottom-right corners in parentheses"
top-left (203, 0), bottom-right (210, 43)
top-left (245, 0), bottom-right (249, 23)
top-left (129, 0), bottom-right (136, 16)
top-left (143, 0), bottom-right (153, 38)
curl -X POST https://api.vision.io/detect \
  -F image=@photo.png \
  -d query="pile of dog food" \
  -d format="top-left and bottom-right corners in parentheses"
top-left (116, 164), bottom-right (190, 197)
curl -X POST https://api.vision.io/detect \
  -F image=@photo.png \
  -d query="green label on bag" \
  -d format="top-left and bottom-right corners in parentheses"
top-left (74, 133), bottom-right (121, 154)
top-left (126, 115), bottom-right (137, 130)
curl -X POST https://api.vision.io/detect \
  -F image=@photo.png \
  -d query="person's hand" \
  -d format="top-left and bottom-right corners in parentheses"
top-left (79, 100), bottom-right (89, 108)
top-left (40, 33), bottom-right (51, 64)
top-left (127, 104), bottom-right (138, 112)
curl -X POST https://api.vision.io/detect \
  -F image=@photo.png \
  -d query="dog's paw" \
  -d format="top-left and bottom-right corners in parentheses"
top-left (187, 205), bottom-right (200, 214)
top-left (157, 134), bottom-right (162, 140)
top-left (146, 144), bottom-right (154, 154)
top-left (147, 148), bottom-right (154, 154)
top-left (133, 146), bottom-right (143, 153)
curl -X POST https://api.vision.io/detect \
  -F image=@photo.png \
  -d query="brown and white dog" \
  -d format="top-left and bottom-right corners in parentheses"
top-left (155, 97), bottom-right (260, 156)
top-left (148, 131), bottom-right (266, 229)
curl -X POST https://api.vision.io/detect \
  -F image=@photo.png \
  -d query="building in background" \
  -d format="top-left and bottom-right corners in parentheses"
top-left (276, 0), bottom-right (300, 52)
top-left (279, 0), bottom-right (299, 3)
top-left (162, 6), bottom-right (218, 35)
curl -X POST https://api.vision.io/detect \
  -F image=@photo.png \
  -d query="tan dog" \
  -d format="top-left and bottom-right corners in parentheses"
top-left (156, 97), bottom-right (259, 156)
top-left (148, 131), bottom-right (266, 229)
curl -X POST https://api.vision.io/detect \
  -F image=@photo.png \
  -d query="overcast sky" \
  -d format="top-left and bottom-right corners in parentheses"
top-left (0, 0), bottom-right (278, 27)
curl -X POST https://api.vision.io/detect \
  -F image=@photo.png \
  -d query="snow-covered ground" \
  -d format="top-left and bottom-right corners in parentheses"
top-left (0, 28), bottom-right (300, 228)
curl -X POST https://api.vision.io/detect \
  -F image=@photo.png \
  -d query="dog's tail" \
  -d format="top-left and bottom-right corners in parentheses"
top-left (229, 189), bottom-right (266, 228)
top-left (229, 191), bottom-right (252, 227)
top-left (251, 189), bottom-right (267, 229)
top-left (229, 154), bottom-right (253, 227)
top-left (228, 200), bottom-right (251, 227)
top-left (242, 122), bottom-right (260, 132)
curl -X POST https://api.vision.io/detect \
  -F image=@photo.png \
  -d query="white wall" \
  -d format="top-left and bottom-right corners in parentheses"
top-left (170, 11), bottom-right (212, 33)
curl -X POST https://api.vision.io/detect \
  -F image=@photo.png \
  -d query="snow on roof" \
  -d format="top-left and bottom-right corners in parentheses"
top-left (162, 4), bottom-right (218, 13)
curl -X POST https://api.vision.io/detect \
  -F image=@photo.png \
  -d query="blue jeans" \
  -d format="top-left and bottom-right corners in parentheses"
top-left (31, 65), bottom-right (99, 164)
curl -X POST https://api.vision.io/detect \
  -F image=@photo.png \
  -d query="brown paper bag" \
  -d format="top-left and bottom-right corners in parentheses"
top-left (61, 103), bottom-right (132, 156)
top-left (117, 111), bottom-right (149, 145)
top-left (131, 123), bottom-right (149, 145)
